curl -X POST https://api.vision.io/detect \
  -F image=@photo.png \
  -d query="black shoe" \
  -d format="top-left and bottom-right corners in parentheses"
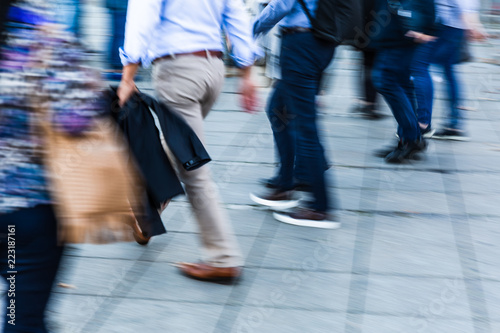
top-left (259, 177), bottom-right (312, 192)
top-left (432, 128), bottom-right (470, 141)
top-left (259, 177), bottom-right (280, 189)
top-left (385, 138), bottom-right (427, 164)
top-left (374, 140), bottom-right (403, 158)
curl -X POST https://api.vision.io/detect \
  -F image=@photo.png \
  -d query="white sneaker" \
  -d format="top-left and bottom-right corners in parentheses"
top-left (273, 209), bottom-right (340, 229)
top-left (249, 191), bottom-right (300, 210)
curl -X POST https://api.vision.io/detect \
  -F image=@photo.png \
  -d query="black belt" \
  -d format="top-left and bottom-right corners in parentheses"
top-left (280, 27), bottom-right (313, 35)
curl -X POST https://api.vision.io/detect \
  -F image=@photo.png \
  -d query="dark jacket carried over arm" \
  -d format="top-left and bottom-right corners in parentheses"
top-left (108, 90), bottom-right (211, 237)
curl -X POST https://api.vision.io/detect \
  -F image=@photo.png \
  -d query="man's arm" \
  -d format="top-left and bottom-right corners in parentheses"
top-left (118, 0), bottom-right (163, 106)
top-left (253, 0), bottom-right (295, 36)
top-left (222, 0), bottom-right (261, 113)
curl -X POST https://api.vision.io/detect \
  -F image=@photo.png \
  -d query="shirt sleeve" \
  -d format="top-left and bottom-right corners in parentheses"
top-left (456, 0), bottom-right (480, 13)
top-left (222, 0), bottom-right (260, 68)
top-left (253, 0), bottom-right (295, 36)
top-left (120, 0), bottom-right (163, 67)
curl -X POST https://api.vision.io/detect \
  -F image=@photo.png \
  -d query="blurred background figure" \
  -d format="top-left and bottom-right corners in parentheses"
top-left (55, 0), bottom-right (82, 36)
top-left (0, 1), bottom-right (134, 331)
top-left (350, 0), bottom-right (383, 120)
top-left (371, 0), bottom-right (436, 164)
top-left (103, 0), bottom-right (128, 80)
top-left (412, 0), bottom-right (487, 141)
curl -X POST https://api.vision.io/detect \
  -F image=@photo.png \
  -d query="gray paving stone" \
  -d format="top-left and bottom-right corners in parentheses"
top-left (369, 215), bottom-right (463, 277)
top-left (462, 192), bottom-right (499, 215)
top-left (352, 315), bottom-right (475, 333)
top-left (468, 216), bottom-right (500, 280)
top-left (364, 276), bottom-right (471, 319)
top-left (231, 308), bottom-right (344, 333)
top-left (482, 281), bottom-right (500, 320)
top-left (54, 257), bottom-right (148, 297)
top-left (51, 294), bottom-right (226, 333)
top-left (245, 269), bottom-right (351, 311)
top-left (259, 225), bottom-right (356, 273)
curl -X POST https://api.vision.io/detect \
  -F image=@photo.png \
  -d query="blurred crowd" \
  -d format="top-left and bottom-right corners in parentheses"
top-left (0, 0), bottom-right (493, 331)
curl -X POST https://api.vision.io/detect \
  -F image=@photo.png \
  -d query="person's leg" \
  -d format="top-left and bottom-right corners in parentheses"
top-left (152, 56), bottom-right (242, 268)
top-left (411, 41), bottom-right (435, 128)
top-left (0, 205), bottom-right (64, 333)
top-left (433, 27), bottom-right (465, 130)
top-left (363, 48), bottom-right (378, 106)
top-left (266, 80), bottom-right (295, 190)
top-left (280, 32), bottom-right (335, 213)
top-left (372, 47), bottom-right (420, 142)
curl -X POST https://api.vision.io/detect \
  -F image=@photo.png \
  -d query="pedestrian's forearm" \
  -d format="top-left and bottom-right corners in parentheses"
top-left (122, 63), bottom-right (139, 83)
top-left (240, 66), bottom-right (252, 81)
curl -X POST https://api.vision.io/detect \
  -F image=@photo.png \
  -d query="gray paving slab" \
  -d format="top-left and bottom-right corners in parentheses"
top-left (368, 215), bottom-right (464, 277)
top-left (483, 281), bottom-right (500, 320)
top-left (231, 308), bottom-right (344, 333)
top-left (364, 276), bottom-right (471, 319)
top-left (352, 316), bottom-right (476, 333)
top-left (468, 216), bottom-right (500, 281)
top-left (244, 269), bottom-right (351, 311)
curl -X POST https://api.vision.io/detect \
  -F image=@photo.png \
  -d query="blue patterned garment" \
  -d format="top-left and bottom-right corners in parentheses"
top-left (0, 1), bottom-right (104, 214)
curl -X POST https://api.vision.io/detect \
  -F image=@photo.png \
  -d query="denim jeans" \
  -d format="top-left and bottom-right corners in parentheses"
top-left (372, 46), bottom-right (419, 141)
top-left (412, 25), bottom-right (465, 129)
top-left (0, 205), bottom-right (64, 332)
top-left (267, 31), bottom-right (335, 212)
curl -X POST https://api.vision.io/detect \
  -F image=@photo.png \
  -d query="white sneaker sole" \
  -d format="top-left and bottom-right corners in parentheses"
top-left (272, 212), bottom-right (341, 229)
top-left (422, 129), bottom-right (436, 138)
top-left (432, 135), bottom-right (470, 141)
top-left (249, 193), bottom-right (300, 210)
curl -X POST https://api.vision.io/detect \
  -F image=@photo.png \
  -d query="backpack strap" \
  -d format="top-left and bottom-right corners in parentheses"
top-left (296, 0), bottom-right (316, 27)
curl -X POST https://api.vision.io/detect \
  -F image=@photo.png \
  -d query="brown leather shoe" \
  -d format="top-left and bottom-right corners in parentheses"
top-left (125, 218), bottom-right (151, 245)
top-left (175, 262), bottom-right (241, 284)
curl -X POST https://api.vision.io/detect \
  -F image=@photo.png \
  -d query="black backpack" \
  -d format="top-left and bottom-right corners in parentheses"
top-left (297, 0), bottom-right (363, 43)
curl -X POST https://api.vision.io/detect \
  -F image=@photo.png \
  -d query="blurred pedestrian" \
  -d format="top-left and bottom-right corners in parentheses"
top-left (412, 0), bottom-right (487, 141)
top-left (351, 0), bottom-right (384, 119)
top-left (117, 0), bottom-right (258, 283)
top-left (371, 0), bottom-right (436, 163)
top-left (103, 0), bottom-right (128, 80)
top-left (250, 0), bottom-right (339, 228)
top-left (0, 1), bottom-right (133, 331)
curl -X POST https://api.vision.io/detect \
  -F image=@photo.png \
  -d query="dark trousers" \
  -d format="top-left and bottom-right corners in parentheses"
top-left (372, 46), bottom-right (419, 141)
top-left (268, 31), bottom-right (335, 212)
top-left (108, 7), bottom-right (127, 70)
top-left (412, 25), bottom-right (465, 129)
top-left (362, 49), bottom-right (378, 105)
top-left (0, 205), bottom-right (64, 333)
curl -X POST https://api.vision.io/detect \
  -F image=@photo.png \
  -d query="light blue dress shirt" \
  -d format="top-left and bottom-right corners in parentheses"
top-left (253, 0), bottom-right (318, 36)
top-left (120, 0), bottom-right (258, 68)
top-left (435, 0), bottom-right (479, 29)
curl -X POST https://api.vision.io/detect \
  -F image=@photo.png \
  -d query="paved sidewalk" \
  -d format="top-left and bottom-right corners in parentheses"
top-left (38, 33), bottom-right (500, 332)
top-left (2, 2), bottom-right (497, 332)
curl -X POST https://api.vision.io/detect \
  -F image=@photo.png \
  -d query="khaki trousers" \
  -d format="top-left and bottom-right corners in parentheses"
top-left (152, 55), bottom-right (243, 267)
